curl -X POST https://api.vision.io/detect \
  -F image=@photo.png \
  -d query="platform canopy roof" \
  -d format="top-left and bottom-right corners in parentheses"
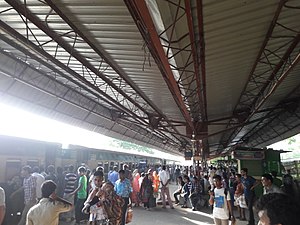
top-left (0, 0), bottom-right (299, 157)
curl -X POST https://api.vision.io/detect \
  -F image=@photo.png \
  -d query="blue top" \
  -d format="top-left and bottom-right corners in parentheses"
top-left (114, 178), bottom-right (132, 198)
top-left (108, 171), bottom-right (119, 185)
top-left (241, 176), bottom-right (256, 199)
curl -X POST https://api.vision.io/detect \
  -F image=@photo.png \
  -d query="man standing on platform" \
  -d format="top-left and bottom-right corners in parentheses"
top-left (71, 166), bottom-right (87, 225)
top-left (114, 169), bottom-right (132, 225)
top-left (108, 166), bottom-right (119, 186)
top-left (62, 165), bottom-right (77, 222)
top-left (241, 168), bottom-right (258, 225)
top-left (26, 180), bottom-right (72, 225)
top-left (159, 165), bottom-right (174, 209)
top-left (11, 165), bottom-right (36, 225)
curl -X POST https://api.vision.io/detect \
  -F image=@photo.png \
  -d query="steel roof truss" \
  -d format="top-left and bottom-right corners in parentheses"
top-left (217, 0), bottom-right (300, 152)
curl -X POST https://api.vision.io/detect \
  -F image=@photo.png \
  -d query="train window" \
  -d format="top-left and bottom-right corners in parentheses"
top-left (6, 160), bottom-right (21, 181)
top-left (104, 162), bottom-right (109, 173)
top-left (27, 160), bottom-right (39, 168)
top-left (115, 162), bottom-right (119, 170)
top-left (110, 162), bottom-right (114, 170)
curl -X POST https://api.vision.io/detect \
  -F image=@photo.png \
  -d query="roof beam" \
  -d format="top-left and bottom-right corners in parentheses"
top-left (5, 0), bottom-right (148, 119)
top-left (4, 0), bottom-right (184, 147)
top-left (44, 0), bottom-right (181, 139)
top-left (219, 0), bottom-right (299, 149)
top-left (185, 0), bottom-right (206, 120)
top-left (124, 0), bottom-right (194, 131)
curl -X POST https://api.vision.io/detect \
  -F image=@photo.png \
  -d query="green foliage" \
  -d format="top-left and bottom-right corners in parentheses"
top-left (109, 139), bottom-right (154, 154)
top-left (288, 137), bottom-right (296, 145)
top-left (279, 135), bottom-right (300, 160)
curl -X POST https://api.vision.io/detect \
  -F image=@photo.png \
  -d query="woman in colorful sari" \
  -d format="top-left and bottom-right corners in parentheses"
top-left (152, 171), bottom-right (160, 199)
top-left (131, 169), bottom-right (140, 207)
top-left (140, 173), bottom-right (154, 210)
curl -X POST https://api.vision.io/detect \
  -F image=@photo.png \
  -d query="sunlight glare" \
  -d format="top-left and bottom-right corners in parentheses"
top-left (0, 103), bottom-right (112, 149)
top-left (0, 103), bottom-right (184, 162)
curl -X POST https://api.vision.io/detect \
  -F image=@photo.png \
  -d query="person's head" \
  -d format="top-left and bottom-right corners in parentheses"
top-left (47, 165), bottom-right (55, 174)
top-left (78, 166), bottom-right (86, 176)
top-left (32, 166), bottom-right (40, 173)
top-left (183, 175), bottom-right (190, 183)
top-left (213, 175), bottom-right (222, 188)
top-left (261, 174), bottom-right (273, 187)
top-left (162, 165), bottom-right (166, 170)
top-left (69, 165), bottom-right (74, 172)
top-left (147, 173), bottom-right (152, 180)
top-left (93, 170), bottom-right (104, 188)
top-left (21, 165), bottom-right (32, 178)
top-left (283, 174), bottom-right (293, 186)
top-left (123, 164), bottom-right (128, 170)
top-left (235, 173), bottom-right (242, 182)
top-left (113, 166), bottom-right (118, 171)
top-left (96, 166), bottom-right (104, 172)
top-left (39, 165), bottom-right (45, 172)
top-left (41, 180), bottom-right (57, 198)
top-left (119, 169), bottom-right (126, 180)
top-left (241, 168), bottom-right (248, 177)
top-left (140, 172), bottom-right (145, 177)
top-left (177, 176), bottom-right (183, 182)
top-left (56, 166), bottom-right (63, 175)
top-left (255, 193), bottom-right (300, 225)
top-left (270, 171), bottom-right (277, 178)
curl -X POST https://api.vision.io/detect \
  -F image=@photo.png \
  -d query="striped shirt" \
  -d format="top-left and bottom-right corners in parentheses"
top-left (24, 175), bottom-right (36, 204)
top-left (64, 172), bottom-right (77, 194)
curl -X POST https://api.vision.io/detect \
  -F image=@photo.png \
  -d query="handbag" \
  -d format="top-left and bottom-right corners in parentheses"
top-left (125, 208), bottom-right (133, 224)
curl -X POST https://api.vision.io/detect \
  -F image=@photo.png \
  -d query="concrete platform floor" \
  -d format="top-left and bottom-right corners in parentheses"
top-left (59, 204), bottom-right (249, 225)
top-left (59, 183), bottom-right (250, 225)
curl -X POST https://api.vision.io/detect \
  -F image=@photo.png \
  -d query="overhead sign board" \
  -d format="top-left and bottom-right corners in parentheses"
top-left (232, 150), bottom-right (264, 160)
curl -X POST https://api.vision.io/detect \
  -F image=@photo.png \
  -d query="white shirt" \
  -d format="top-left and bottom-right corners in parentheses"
top-left (213, 188), bottom-right (231, 220)
top-left (0, 187), bottom-right (5, 206)
top-left (26, 198), bottom-right (72, 225)
top-left (159, 170), bottom-right (170, 187)
top-left (32, 172), bottom-right (45, 199)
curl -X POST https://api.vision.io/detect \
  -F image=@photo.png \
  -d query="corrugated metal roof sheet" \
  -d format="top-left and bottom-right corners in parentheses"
top-left (0, 0), bottom-right (299, 156)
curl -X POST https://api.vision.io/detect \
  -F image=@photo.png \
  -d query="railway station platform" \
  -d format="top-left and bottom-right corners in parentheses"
top-left (59, 202), bottom-right (248, 225)
top-left (59, 183), bottom-right (249, 225)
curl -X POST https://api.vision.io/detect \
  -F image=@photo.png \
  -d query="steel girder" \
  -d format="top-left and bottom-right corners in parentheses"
top-left (124, 0), bottom-right (207, 136)
top-left (218, 0), bottom-right (300, 153)
top-left (0, 23), bottom-right (181, 154)
top-left (43, 0), bottom-right (183, 142)
top-left (1, 0), bottom-right (186, 151)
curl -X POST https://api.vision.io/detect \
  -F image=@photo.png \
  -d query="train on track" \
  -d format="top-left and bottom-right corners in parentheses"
top-left (0, 134), bottom-right (178, 183)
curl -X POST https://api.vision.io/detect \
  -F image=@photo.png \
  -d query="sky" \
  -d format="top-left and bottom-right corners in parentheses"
top-left (0, 102), bottom-right (183, 162)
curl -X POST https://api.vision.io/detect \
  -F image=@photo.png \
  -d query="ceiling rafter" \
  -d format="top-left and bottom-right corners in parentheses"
top-left (4, 0), bottom-right (185, 148)
top-left (0, 18), bottom-right (181, 153)
top-left (44, 0), bottom-right (182, 142)
top-left (218, 0), bottom-right (300, 152)
top-left (124, 0), bottom-right (194, 132)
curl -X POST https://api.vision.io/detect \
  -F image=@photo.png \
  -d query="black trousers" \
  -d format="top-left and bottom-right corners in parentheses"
top-left (245, 192), bottom-right (255, 225)
top-left (75, 198), bottom-right (86, 223)
top-left (121, 197), bottom-right (129, 225)
top-left (173, 190), bottom-right (181, 203)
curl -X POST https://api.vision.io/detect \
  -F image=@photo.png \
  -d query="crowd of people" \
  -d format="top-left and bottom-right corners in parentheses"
top-left (1, 163), bottom-right (300, 225)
